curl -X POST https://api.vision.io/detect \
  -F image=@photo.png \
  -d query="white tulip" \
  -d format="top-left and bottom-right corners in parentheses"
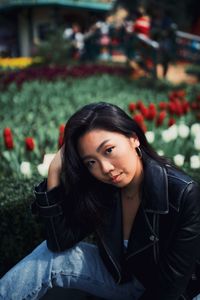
top-left (157, 150), bottom-right (164, 156)
top-left (43, 153), bottom-right (56, 167)
top-left (178, 124), bottom-right (190, 138)
top-left (190, 123), bottom-right (200, 137)
top-left (162, 125), bottom-right (178, 143)
top-left (194, 138), bottom-right (200, 151)
top-left (173, 154), bottom-right (185, 167)
top-left (168, 124), bottom-right (178, 140)
top-left (37, 164), bottom-right (48, 177)
top-left (20, 161), bottom-right (32, 178)
top-left (162, 130), bottom-right (172, 143)
top-left (145, 131), bottom-right (155, 144)
top-left (190, 155), bottom-right (200, 169)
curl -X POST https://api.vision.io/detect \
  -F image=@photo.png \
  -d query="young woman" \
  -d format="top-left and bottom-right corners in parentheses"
top-left (0, 102), bottom-right (200, 300)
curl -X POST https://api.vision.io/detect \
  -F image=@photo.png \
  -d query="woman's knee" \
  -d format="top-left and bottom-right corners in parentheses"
top-left (51, 242), bottom-right (98, 275)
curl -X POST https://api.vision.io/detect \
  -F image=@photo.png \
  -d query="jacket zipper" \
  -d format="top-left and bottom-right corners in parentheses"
top-left (99, 234), bottom-right (122, 284)
top-left (126, 213), bottom-right (159, 262)
top-left (153, 214), bottom-right (159, 265)
top-left (125, 243), bottom-right (154, 260)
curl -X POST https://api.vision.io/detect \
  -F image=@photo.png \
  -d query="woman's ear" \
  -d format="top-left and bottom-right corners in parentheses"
top-left (130, 134), bottom-right (140, 148)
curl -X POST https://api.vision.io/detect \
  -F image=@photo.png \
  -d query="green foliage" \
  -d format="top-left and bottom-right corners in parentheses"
top-left (0, 174), bottom-right (44, 277)
top-left (33, 28), bottom-right (72, 66)
top-left (185, 64), bottom-right (200, 81)
top-left (0, 75), bottom-right (200, 174)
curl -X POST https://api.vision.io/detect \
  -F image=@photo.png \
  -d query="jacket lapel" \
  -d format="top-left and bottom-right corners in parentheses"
top-left (97, 187), bottom-right (124, 267)
top-left (126, 204), bottom-right (159, 258)
top-left (126, 155), bottom-right (169, 258)
top-left (142, 153), bottom-right (169, 214)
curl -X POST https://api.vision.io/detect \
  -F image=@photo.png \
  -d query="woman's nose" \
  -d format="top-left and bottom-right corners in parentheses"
top-left (100, 160), bottom-right (114, 174)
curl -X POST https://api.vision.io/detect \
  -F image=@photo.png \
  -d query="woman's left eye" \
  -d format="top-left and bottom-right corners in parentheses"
top-left (105, 147), bottom-right (114, 154)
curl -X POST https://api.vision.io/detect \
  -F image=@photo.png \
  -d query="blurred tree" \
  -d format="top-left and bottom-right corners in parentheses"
top-left (33, 28), bottom-right (71, 66)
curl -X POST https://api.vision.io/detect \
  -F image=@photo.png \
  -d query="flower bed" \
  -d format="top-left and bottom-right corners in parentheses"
top-left (0, 73), bottom-right (200, 182)
top-left (0, 57), bottom-right (42, 70)
top-left (128, 89), bottom-right (200, 180)
top-left (0, 64), bottom-right (127, 90)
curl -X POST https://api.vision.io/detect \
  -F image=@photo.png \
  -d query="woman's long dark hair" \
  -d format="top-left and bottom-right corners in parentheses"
top-left (61, 102), bottom-right (169, 227)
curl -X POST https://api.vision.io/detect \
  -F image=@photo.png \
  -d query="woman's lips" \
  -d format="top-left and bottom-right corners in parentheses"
top-left (110, 173), bottom-right (123, 183)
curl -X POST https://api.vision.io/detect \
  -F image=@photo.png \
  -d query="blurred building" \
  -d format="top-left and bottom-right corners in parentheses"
top-left (0, 0), bottom-right (115, 57)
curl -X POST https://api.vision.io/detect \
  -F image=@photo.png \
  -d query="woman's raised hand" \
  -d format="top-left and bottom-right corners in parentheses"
top-left (47, 148), bottom-right (63, 190)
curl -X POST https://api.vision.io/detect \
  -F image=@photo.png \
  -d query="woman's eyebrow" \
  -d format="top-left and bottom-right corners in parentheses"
top-left (82, 139), bottom-right (110, 160)
top-left (96, 139), bottom-right (110, 152)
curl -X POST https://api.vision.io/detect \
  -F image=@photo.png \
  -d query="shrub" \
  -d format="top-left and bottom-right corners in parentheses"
top-left (185, 64), bottom-right (200, 81)
top-left (0, 174), bottom-right (43, 277)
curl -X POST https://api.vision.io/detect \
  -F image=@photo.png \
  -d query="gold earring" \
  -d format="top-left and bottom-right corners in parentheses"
top-left (135, 146), bottom-right (142, 158)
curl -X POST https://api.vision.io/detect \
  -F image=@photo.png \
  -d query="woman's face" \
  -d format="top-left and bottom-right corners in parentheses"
top-left (78, 129), bottom-right (143, 188)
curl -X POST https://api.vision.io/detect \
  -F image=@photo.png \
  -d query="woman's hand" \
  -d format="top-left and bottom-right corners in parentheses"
top-left (47, 148), bottom-right (63, 190)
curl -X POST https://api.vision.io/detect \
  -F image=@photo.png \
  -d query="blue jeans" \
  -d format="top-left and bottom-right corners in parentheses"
top-left (0, 241), bottom-right (145, 300)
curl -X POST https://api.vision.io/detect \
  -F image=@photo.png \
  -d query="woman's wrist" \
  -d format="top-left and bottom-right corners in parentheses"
top-left (47, 149), bottom-right (62, 190)
top-left (47, 164), bottom-right (61, 190)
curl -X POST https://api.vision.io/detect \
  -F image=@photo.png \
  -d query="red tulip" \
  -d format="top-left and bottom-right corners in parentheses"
top-left (146, 109), bottom-right (156, 120)
top-left (133, 113), bottom-right (146, 132)
top-left (146, 103), bottom-right (157, 121)
top-left (59, 124), bottom-right (65, 134)
top-left (133, 113), bottom-right (144, 124)
top-left (148, 103), bottom-right (156, 111)
top-left (182, 101), bottom-right (190, 114)
top-left (58, 135), bottom-right (64, 148)
top-left (58, 124), bottom-right (65, 148)
top-left (3, 127), bottom-right (14, 149)
top-left (174, 100), bottom-right (184, 116)
top-left (128, 102), bottom-right (136, 112)
top-left (140, 122), bottom-right (147, 133)
top-left (168, 92), bottom-right (176, 102)
top-left (140, 106), bottom-right (149, 118)
top-left (136, 100), bottom-right (145, 111)
top-left (168, 117), bottom-right (176, 127)
top-left (190, 102), bottom-right (198, 110)
top-left (159, 102), bottom-right (168, 110)
top-left (176, 89), bottom-right (186, 98)
top-left (3, 127), bottom-right (12, 137)
top-left (25, 137), bottom-right (35, 151)
top-left (156, 111), bottom-right (167, 126)
top-left (4, 135), bottom-right (14, 149)
top-left (168, 102), bottom-right (177, 114)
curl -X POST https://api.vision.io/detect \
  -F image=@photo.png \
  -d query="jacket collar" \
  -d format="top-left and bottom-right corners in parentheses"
top-left (141, 152), bottom-right (169, 214)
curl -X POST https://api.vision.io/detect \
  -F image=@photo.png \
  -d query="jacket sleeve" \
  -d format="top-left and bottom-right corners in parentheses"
top-left (31, 179), bottom-right (93, 252)
top-left (141, 182), bottom-right (200, 300)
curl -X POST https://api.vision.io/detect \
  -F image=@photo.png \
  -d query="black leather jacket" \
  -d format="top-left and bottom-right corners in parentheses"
top-left (33, 155), bottom-right (200, 300)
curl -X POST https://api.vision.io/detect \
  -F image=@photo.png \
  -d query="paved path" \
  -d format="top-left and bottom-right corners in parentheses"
top-left (157, 63), bottom-right (198, 84)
